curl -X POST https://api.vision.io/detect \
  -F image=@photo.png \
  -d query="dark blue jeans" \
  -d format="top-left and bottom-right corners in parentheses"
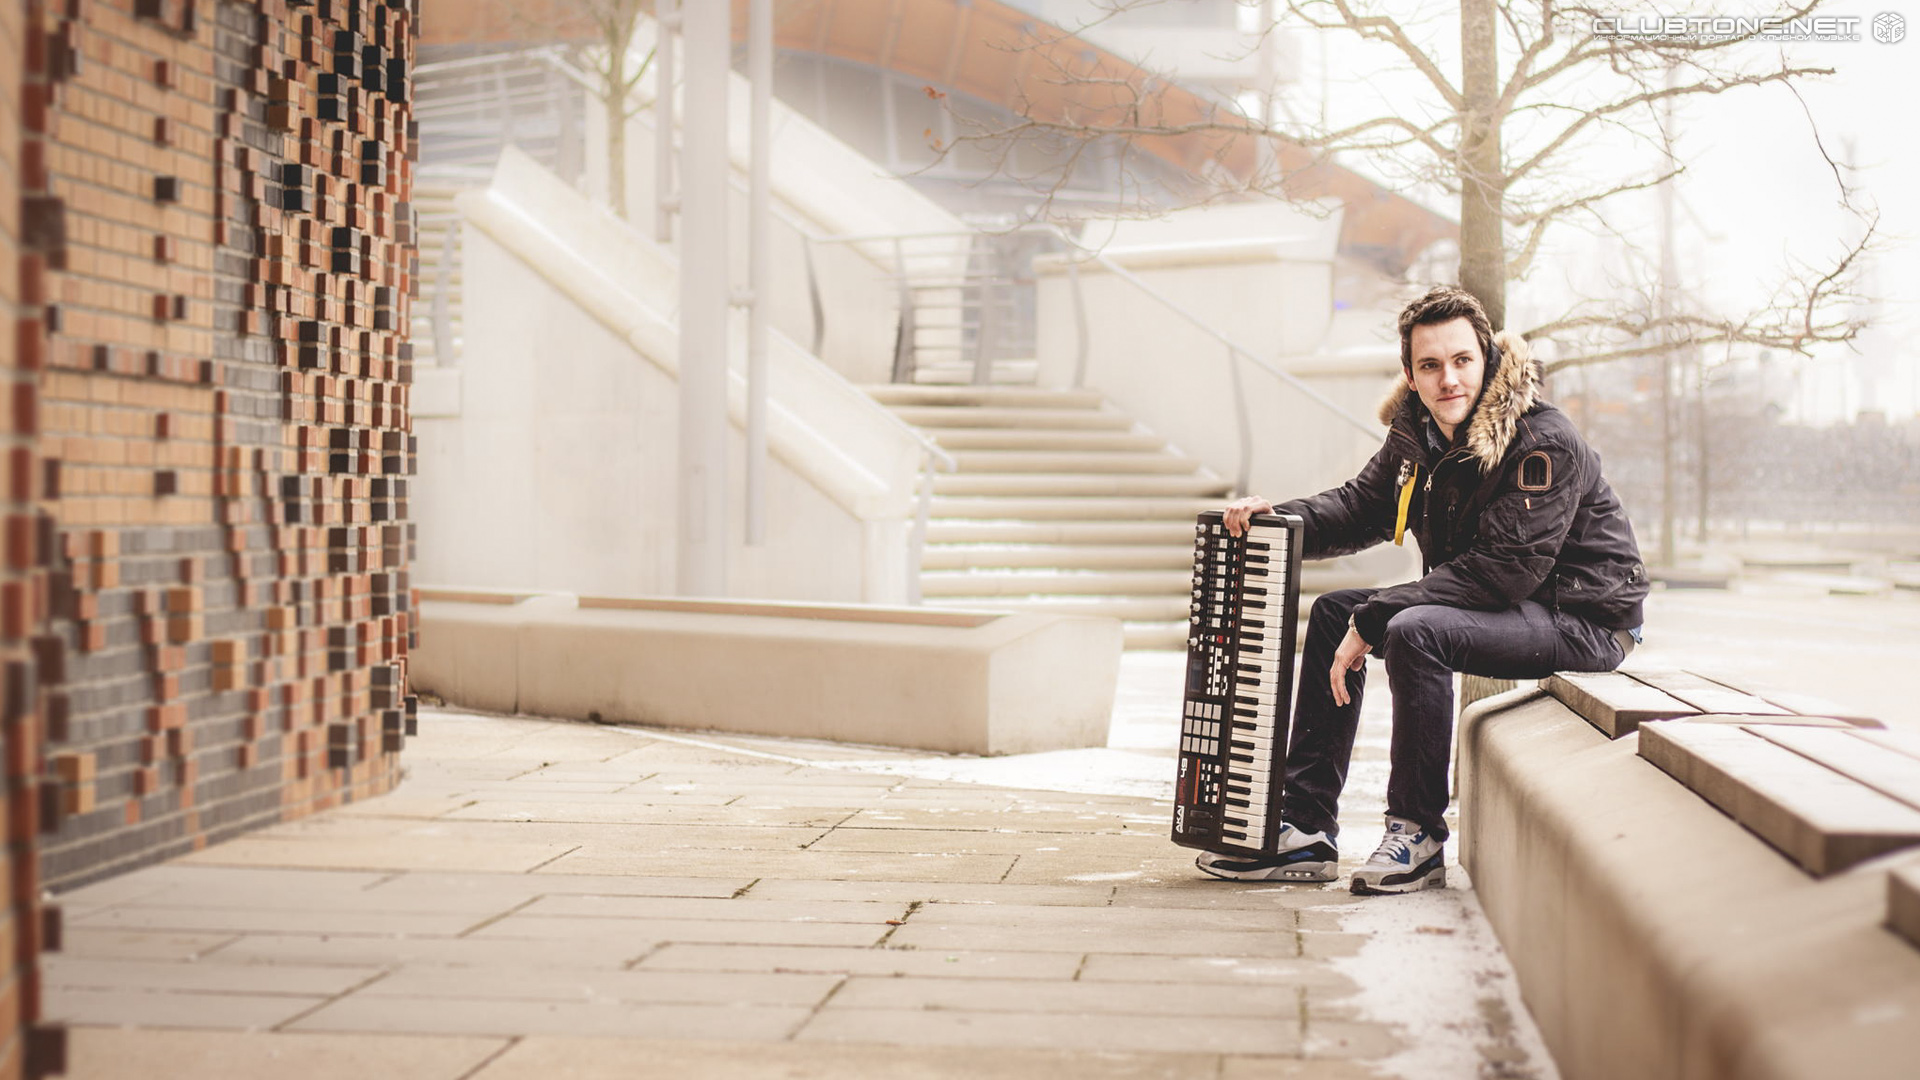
top-left (1280, 587), bottom-right (1626, 842)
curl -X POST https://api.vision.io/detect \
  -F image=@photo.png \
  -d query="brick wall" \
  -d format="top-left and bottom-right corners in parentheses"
top-left (5, 0), bottom-right (61, 1073)
top-left (23, 0), bottom-right (420, 899)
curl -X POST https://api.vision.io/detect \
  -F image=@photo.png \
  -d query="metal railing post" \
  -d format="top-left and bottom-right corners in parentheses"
top-left (1068, 255), bottom-right (1088, 389)
top-left (909, 448), bottom-right (937, 605)
top-left (890, 236), bottom-right (915, 383)
top-left (803, 235), bottom-right (825, 358)
top-left (1226, 344), bottom-right (1253, 497)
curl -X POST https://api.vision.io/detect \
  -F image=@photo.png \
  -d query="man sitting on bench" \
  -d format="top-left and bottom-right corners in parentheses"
top-left (1200, 285), bottom-right (1648, 894)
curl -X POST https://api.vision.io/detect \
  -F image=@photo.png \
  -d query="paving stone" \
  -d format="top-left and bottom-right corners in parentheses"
top-left (882, 921), bottom-right (1297, 957)
top-left (199, 933), bottom-right (654, 970)
top-left (521, 895), bottom-right (911, 923)
top-left (635, 943), bottom-right (1084, 980)
top-left (69, 904), bottom-right (486, 937)
top-left (1077, 954), bottom-right (1352, 989)
top-left (1303, 1019), bottom-right (1402, 1060)
top-left (1298, 931), bottom-right (1367, 960)
top-left (809, 827), bottom-right (1166, 858)
top-left (1218, 1057), bottom-right (1385, 1079)
top-left (741, 878), bottom-right (1112, 908)
top-left (1108, 883), bottom-right (1345, 911)
top-left (359, 966), bottom-right (840, 1007)
top-left (288, 996), bottom-right (813, 1040)
top-left (465, 1035), bottom-right (1218, 1079)
top-left (828, 974), bottom-right (1301, 1017)
top-left (795, 1007), bottom-right (1301, 1055)
top-left (471, 913), bottom-right (891, 948)
top-left (901, 900), bottom-right (1287, 934)
top-left (45, 987), bottom-right (330, 1030)
top-left (536, 848), bottom-right (1020, 883)
top-left (362, 871), bottom-right (752, 903)
top-left (443, 801), bottom-right (853, 827)
top-left (65, 1028), bottom-right (507, 1080)
top-left (46, 957), bottom-right (381, 997)
top-left (175, 835), bottom-right (577, 874)
top-left (60, 930), bottom-right (240, 962)
top-left (838, 808), bottom-right (1166, 833)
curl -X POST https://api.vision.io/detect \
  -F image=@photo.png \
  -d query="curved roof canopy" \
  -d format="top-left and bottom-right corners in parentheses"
top-left (736, 0), bottom-right (1456, 275)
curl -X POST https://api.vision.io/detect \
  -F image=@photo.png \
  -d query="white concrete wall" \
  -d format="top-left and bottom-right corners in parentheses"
top-left (415, 149), bottom-right (928, 604)
top-left (581, 19), bottom-right (971, 385)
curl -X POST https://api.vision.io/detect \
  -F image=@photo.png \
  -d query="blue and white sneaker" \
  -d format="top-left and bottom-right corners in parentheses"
top-left (1350, 816), bottom-right (1446, 895)
top-left (1195, 823), bottom-right (1338, 882)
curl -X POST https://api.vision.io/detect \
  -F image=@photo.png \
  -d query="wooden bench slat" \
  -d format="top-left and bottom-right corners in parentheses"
top-left (1685, 673), bottom-right (1882, 726)
top-left (1638, 722), bottom-right (1920, 876)
top-left (1627, 669), bottom-right (1793, 716)
top-left (1753, 726), bottom-right (1920, 814)
top-left (1544, 671), bottom-right (1697, 738)
top-left (1857, 729), bottom-right (1920, 764)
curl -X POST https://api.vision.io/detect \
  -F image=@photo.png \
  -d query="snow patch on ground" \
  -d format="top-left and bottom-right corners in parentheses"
top-left (1322, 882), bottom-right (1561, 1080)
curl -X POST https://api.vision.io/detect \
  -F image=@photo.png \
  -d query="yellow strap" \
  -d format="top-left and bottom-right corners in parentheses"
top-left (1393, 466), bottom-right (1417, 546)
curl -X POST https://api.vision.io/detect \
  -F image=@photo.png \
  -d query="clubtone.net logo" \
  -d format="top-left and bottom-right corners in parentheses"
top-left (1592, 13), bottom-right (1869, 42)
top-left (1874, 12), bottom-right (1907, 45)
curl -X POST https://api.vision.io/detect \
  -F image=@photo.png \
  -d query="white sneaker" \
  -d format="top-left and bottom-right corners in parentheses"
top-left (1195, 823), bottom-right (1339, 882)
top-left (1349, 816), bottom-right (1446, 895)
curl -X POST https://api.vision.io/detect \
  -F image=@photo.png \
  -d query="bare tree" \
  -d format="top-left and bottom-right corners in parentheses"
top-left (944, 0), bottom-right (1875, 370)
top-left (555, 0), bottom-right (657, 220)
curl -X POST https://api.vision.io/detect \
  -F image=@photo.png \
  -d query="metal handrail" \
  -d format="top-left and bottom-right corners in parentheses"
top-left (808, 223), bottom-right (1379, 495)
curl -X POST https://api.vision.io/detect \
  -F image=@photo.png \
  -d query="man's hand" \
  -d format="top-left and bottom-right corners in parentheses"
top-left (1330, 627), bottom-right (1370, 707)
top-left (1222, 495), bottom-right (1273, 537)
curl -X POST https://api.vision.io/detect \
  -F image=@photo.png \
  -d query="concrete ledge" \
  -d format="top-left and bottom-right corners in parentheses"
top-left (409, 591), bottom-right (1123, 755)
top-left (1460, 688), bottom-right (1920, 1080)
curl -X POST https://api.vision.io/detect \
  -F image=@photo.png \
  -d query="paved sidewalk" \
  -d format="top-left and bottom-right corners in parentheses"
top-left (46, 655), bottom-right (1552, 1079)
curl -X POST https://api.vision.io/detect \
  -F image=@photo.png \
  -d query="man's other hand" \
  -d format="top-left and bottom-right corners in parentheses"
top-left (1330, 627), bottom-right (1370, 707)
top-left (1222, 496), bottom-right (1273, 537)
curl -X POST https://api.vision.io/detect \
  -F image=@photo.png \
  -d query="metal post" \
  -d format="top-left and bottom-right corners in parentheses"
top-left (677, 0), bottom-right (728, 596)
top-left (654, 0), bottom-right (679, 244)
top-left (746, 0), bottom-right (772, 546)
top-left (1067, 255), bottom-right (1088, 389)
top-left (1226, 345), bottom-right (1253, 497)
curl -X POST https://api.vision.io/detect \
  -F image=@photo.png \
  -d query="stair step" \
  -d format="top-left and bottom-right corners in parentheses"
top-left (921, 544), bottom-right (1193, 571)
top-left (865, 385), bottom-right (1104, 409)
top-left (928, 429), bottom-right (1166, 452)
top-left (893, 407), bottom-right (1132, 430)
top-left (932, 473), bottom-right (1233, 498)
top-left (1123, 622), bottom-right (1190, 650)
top-left (948, 451), bottom-right (1204, 475)
top-left (920, 569), bottom-right (1191, 597)
top-left (923, 520), bottom-right (1194, 544)
top-left (929, 496), bottom-right (1224, 520)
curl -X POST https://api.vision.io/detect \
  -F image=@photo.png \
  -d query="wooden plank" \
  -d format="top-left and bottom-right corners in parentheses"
top-left (1544, 670), bottom-right (1696, 738)
top-left (1638, 722), bottom-right (1920, 876)
top-left (1858, 730), bottom-right (1920, 764)
top-left (1687, 673), bottom-right (1882, 728)
top-left (1889, 862), bottom-right (1920, 952)
top-left (1627, 669), bottom-right (1791, 717)
top-left (1753, 727), bottom-right (1920, 814)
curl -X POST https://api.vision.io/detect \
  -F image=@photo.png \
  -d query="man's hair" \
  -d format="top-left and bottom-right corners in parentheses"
top-left (1397, 286), bottom-right (1495, 374)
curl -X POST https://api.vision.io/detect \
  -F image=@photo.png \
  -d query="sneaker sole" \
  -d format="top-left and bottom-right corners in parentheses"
top-left (1350, 865), bottom-right (1446, 895)
top-left (1196, 860), bottom-right (1338, 883)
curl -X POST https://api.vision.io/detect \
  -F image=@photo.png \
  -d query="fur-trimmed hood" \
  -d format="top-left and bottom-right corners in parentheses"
top-left (1376, 329), bottom-right (1543, 473)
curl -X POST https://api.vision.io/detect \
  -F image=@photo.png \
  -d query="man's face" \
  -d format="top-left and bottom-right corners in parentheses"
top-left (1406, 317), bottom-right (1486, 437)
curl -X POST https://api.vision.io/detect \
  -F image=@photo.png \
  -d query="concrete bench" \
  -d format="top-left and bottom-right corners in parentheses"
top-left (408, 589), bottom-right (1123, 756)
top-left (1458, 673), bottom-right (1920, 1080)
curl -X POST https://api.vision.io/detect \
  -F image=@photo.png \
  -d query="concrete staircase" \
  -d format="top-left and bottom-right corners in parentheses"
top-left (410, 182), bottom-right (466, 366)
top-left (867, 384), bottom-right (1234, 649)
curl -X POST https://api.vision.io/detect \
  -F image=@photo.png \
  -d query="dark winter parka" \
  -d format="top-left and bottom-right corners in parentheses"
top-left (1275, 330), bottom-right (1648, 647)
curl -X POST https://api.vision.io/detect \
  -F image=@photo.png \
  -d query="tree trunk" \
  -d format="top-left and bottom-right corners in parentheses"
top-left (608, 91), bottom-right (628, 219)
top-left (1457, 0), bottom-right (1505, 331)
